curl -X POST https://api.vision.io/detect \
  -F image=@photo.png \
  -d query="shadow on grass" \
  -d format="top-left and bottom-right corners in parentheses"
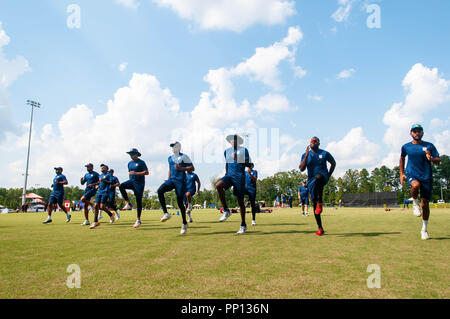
top-left (430, 236), bottom-right (450, 240)
top-left (189, 229), bottom-right (316, 236)
top-left (331, 232), bottom-right (401, 237)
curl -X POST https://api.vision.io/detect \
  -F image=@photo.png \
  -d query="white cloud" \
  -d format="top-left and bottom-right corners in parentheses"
top-left (293, 65), bottom-right (307, 78)
top-left (116, 0), bottom-right (139, 9)
top-left (382, 63), bottom-right (450, 167)
top-left (326, 127), bottom-right (380, 170)
top-left (255, 93), bottom-right (291, 112)
top-left (119, 62), bottom-right (128, 72)
top-left (337, 68), bottom-right (355, 79)
top-left (307, 94), bottom-right (323, 102)
top-left (433, 130), bottom-right (450, 155)
top-left (153, 0), bottom-right (296, 32)
top-left (0, 22), bottom-right (31, 142)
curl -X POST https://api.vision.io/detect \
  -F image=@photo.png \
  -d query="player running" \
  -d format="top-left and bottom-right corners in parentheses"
top-left (299, 136), bottom-right (336, 236)
top-left (245, 163), bottom-right (258, 226)
top-left (80, 163), bottom-right (100, 226)
top-left (157, 142), bottom-right (194, 235)
top-left (119, 148), bottom-right (149, 229)
top-left (90, 164), bottom-right (116, 229)
top-left (216, 134), bottom-right (253, 235)
top-left (185, 169), bottom-right (201, 223)
top-left (107, 169), bottom-right (120, 221)
top-left (400, 124), bottom-right (440, 240)
top-left (298, 180), bottom-right (309, 216)
top-left (43, 167), bottom-right (71, 224)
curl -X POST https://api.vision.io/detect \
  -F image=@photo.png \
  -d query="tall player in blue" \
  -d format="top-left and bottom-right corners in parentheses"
top-left (216, 134), bottom-right (253, 235)
top-left (299, 137), bottom-right (336, 236)
top-left (90, 164), bottom-right (116, 229)
top-left (43, 167), bottom-right (70, 224)
top-left (245, 163), bottom-right (258, 226)
top-left (80, 163), bottom-right (100, 226)
top-left (119, 148), bottom-right (149, 229)
top-left (400, 124), bottom-right (440, 240)
top-left (297, 180), bottom-right (309, 216)
top-left (157, 142), bottom-right (194, 234)
top-left (185, 169), bottom-right (201, 223)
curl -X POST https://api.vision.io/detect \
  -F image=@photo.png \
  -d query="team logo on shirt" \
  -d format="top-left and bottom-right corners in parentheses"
top-left (319, 155), bottom-right (323, 159)
top-left (135, 163), bottom-right (139, 167)
top-left (422, 147), bottom-right (427, 152)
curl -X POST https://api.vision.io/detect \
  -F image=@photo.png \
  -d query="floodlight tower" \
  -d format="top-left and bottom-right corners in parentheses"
top-left (22, 100), bottom-right (40, 206)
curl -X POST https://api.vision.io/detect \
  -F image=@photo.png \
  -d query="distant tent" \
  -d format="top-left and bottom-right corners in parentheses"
top-left (1, 208), bottom-right (9, 214)
top-left (193, 204), bottom-right (202, 209)
top-left (19, 193), bottom-right (43, 200)
top-left (208, 204), bottom-right (216, 208)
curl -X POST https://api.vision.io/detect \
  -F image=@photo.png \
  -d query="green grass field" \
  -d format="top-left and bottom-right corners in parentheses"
top-left (0, 207), bottom-right (448, 299)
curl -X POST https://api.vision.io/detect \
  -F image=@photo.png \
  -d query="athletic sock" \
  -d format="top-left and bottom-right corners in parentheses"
top-left (412, 198), bottom-right (420, 207)
top-left (422, 220), bottom-right (428, 232)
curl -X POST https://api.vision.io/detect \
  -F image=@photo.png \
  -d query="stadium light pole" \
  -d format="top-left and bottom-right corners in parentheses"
top-left (21, 100), bottom-right (40, 206)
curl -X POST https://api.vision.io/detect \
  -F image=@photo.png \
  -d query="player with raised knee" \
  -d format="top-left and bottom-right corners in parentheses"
top-left (216, 134), bottom-right (253, 235)
top-left (299, 136), bottom-right (336, 236)
top-left (107, 169), bottom-right (120, 221)
top-left (79, 163), bottom-right (99, 226)
top-left (43, 167), bottom-right (70, 224)
top-left (158, 141), bottom-right (194, 235)
top-left (119, 148), bottom-right (149, 229)
top-left (400, 124), bottom-right (440, 240)
top-left (90, 164), bottom-right (115, 229)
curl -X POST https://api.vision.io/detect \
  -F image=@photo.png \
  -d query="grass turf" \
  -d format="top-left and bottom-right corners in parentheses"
top-left (0, 207), bottom-right (448, 299)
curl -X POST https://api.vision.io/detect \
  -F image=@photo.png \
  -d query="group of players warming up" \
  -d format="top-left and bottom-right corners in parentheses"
top-left (42, 124), bottom-right (440, 239)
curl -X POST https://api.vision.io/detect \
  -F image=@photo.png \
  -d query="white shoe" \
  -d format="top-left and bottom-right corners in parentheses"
top-left (219, 209), bottom-right (232, 222)
top-left (180, 223), bottom-right (188, 235)
top-left (161, 212), bottom-right (171, 222)
top-left (187, 213), bottom-right (193, 223)
top-left (115, 212), bottom-right (120, 221)
top-left (123, 202), bottom-right (131, 210)
top-left (66, 214), bottom-right (71, 223)
top-left (305, 212), bottom-right (309, 216)
top-left (236, 225), bottom-right (247, 235)
top-left (413, 205), bottom-right (422, 217)
top-left (251, 220), bottom-right (256, 226)
top-left (133, 220), bottom-right (141, 228)
top-left (81, 220), bottom-right (90, 226)
top-left (421, 231), bottom-right (430, 240)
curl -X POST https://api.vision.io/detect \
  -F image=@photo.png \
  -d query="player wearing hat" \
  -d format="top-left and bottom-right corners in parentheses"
top-left (244, 163), bottom-right (258, 226)
top-left (90, 164), bottom-right (115, 229)
top-left (79, 163), bottom-right (100, 226)
top-left (400, 124), bottom-right (440, 240)
top-left (119, 148), bottom-right (149, 228)
top-left (299, 136), bottom-right (336, 236)
top-left (216, 134), bottom-right (253, 235)
top-left (298, 180), bottom-right (309, 216)
top-left (157, 142), bottom-right (194, 234)
top-left (43, 167), bottom-right (70, 224)
top-left (184, 168), bottom-right (201, 223)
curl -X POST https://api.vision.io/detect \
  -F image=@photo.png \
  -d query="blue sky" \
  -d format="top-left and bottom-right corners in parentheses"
top-left (0, 0), bottom-right (449, 192)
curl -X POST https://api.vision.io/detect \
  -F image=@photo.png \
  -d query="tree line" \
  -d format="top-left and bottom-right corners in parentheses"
top-left (1, 155), bottom-right (448, 209)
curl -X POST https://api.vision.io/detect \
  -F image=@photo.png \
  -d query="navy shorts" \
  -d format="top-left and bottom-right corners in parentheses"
top-left (221, 175), bottom-right (245, 199)
top-left (108, 192), bottom-right (116, 204)
top-left (161, 179), bottom-right (186, 199)
top-left (49, 193), bottom-right (64, 206)
top-left (307, 174), bottom-right (328, 202)
top-left (407, 176), bottom-right (432, 200)
top-left (83, 188), bottom-right (97, 201)
top-left (95, 193), bottom-right (109, 204)
top-left (245, 188), bottom-right (256, 202)
top-left (301, 197), bottom-right (309, 205)
top-left (186, 187), bottom-right (196, 196)
top-left (120, 180), bottom-right (145, 200)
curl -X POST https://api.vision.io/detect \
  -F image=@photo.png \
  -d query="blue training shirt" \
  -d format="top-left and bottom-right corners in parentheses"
top-left (128, 159), bottom-right (148, 184)
top-left (109, 176), bottom-right (120, 195)
top-left (186, 172), bottom-right (199, 191)
top-left (98, 173), bottom-right (112, 195)
top-left (224, 146), bottom-right (251, 178)
top-left (168, 153), bottom-right (192, 183)
top-left (245, 170), bottom-right (258, 190)
top-left (82, 171), bottom-right (100, 191)
top-left (52, 174), bottom-right (67, 195)
top-left (401, 141), bottom-right (439, 182)
top-left (301, 149), bottom-right (335, 183)
top-left (298, 186), bottom-right (309, 198)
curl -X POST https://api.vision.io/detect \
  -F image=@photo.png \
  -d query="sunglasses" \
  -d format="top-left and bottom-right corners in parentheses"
top-left (411, 129), bottom-right (423, 133)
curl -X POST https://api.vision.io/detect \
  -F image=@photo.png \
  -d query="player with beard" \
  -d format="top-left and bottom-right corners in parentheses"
top-left (400, 124), bottom-right (440, 240)
top-left (80, 163), bottom-right (99, 226)
top-left (299, 137), bottom-right (336, 236)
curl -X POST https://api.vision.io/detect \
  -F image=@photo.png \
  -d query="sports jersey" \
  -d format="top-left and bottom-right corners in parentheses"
top-left (82, 171), bottom-right (100, 191)
top-left (168, 153), bottom-right (192, 182)
top-left (128, 159), bottom-right (148, 184)
top-left (109, 176), bottom-right (120, 195)
top-left (186, 172), bottom-right (199, 191)
top-left (401, 141), bottom-right (439, 182)
top-left (98, 173), bottom-right (112, 195)
top-left (301, 149), bottom-right (335, 182)
top-left (245, 170), bottom-right (258, 190)
top-left (298, 185), bottom-right (309, 198)
top-left (224, 147), bottom-right (251, 177)
top-left (52, 174), bottom-right (67, 195)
